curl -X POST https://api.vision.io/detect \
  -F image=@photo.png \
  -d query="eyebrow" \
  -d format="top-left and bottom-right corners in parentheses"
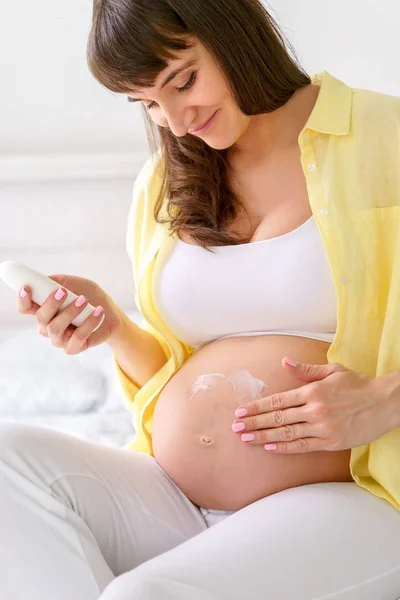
top-left (127, 58), bottom-right (197, 103)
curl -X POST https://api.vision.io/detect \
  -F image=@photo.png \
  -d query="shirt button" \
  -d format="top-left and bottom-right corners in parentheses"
top-left (341, 276), bottom-right (349, 285)
top-left (308, 163), bottom-right (316, 172)
top-left (319, 208), bottom-right (329, 216)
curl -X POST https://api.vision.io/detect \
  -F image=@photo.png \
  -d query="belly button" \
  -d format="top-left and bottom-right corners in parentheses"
top-left (201, 436), bottom-right (214, 444)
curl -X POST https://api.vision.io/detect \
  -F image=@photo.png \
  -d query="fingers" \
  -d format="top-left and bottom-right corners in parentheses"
top-left (263, 438), bottom-right (319, 454)
top-left (237, 389), bottom-right (306, 419)
top-left (63, 306), bottom-right (104, 355)
top-left (233, 407), bottom-right (305, 432)
top-left (45, 293), bottom-right (88, 346)
top-left (16, 285), bottom-right (104, 355)
top-left (34, 287), bottom-right (70, 337)
top-left (46, 294), bottom-right (104, 354)
top-left (235, 422), bottom-right (314, 446)
top-left (16, 286), bottom-right (39, 316)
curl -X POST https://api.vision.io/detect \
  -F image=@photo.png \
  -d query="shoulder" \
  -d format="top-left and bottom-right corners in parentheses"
top-left (129, 150), bottom-right (164, 221)
top-left (133, 150), bottom-right (164, 199)
top-left (351, 84), bottom-right (400, 129)
top-left (126, 150), bottom-right (165, 263)
top-left (348, 85), bottom-right (400, 167)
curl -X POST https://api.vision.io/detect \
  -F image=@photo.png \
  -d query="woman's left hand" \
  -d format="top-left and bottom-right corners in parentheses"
top-left (231, 358), bottom-right (388, 453)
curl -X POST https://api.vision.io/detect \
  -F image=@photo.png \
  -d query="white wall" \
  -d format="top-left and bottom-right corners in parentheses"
top-left (266, 0), bottom-right (400, 94)
top-left (0, 0), bottom-right (147, 155)
top-left (0, 0), bottom-right (150, 339)
top-left (0, 0), bottom-right (399, 339)
top-left (1, 0), bottom-right (399, 157)
top-left (0, 173), bottom-right (141, 343)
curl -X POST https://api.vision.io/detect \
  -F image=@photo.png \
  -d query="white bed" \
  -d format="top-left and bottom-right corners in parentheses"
top-left (0, 310), bottom-right (141, 448)
top-left (0, 155), bottom-right (149, 449)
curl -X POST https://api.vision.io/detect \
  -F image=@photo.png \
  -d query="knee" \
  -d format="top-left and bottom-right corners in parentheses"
top-left (100, 570), bottom-right (150, 600)
top-left (100, 568), bottom-right (166, 600)
top-left (0, 422), bottom-right (27, 456)
top-left (0, 422), bottom-right (47, 465)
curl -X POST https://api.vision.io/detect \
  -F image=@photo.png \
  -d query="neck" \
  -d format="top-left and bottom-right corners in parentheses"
top-left (227, 83), bottom-right (320, 170)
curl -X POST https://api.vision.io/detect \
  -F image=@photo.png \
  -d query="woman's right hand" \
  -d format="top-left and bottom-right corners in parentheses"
top-left (16, 273), bottom-right (125, 355)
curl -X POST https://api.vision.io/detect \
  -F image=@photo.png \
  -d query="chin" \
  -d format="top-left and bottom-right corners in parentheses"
top-left (204, 140), bottom-right (233, 150)
top-left (203, 133), bottom-right (240, 151)
top-left (206, 123), bottom-right (246, 151)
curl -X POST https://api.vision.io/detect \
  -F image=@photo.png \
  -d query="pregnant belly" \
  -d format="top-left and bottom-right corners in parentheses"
top-left (152, 335), bottom-right (352, 511)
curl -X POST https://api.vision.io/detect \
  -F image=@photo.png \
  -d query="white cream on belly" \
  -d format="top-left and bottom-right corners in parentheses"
top-left (186, 370), bottom-right (268, 446)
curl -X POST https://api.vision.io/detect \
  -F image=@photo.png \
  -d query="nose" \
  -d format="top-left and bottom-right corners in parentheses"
top-left (163, 105), bottom-right (190, 138)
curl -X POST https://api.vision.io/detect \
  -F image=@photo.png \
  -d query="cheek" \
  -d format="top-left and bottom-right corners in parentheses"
top-left (218, 105), bottom-right (247, 139)
top-left (152, 114), bottom-right (169, 128)
top-left (194, 75), bottom-right (230, 108)
top-left (149, 95), bottom-right (244, 135)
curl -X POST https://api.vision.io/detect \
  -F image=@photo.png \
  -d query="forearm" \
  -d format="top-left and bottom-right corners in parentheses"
top-left (107, 312), bottom-right (168, 389)
top-left (375, 369), bottom-right (400, 431)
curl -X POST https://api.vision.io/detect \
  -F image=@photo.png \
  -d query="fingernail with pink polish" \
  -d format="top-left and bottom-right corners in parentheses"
top-left (232, 422), bottom-right (246, 433)
top-left (235, 408), bottom-right (248, 418)
top-left (75, 295), bottom-right (86, 308)
top-left (55, 288), bottom-right (66, 301)
top-left (285, 357), bottom-right (298, 367)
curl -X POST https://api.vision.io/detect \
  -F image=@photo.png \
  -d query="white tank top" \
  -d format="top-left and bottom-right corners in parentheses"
top-left (154, 215), bottom-right (337, 349)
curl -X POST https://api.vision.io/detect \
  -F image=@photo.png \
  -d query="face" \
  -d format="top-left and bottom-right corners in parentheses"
top-left (127, 38), bottom-right (252, 151)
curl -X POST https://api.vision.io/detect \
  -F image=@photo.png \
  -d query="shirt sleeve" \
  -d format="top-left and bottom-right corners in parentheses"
top-left (111, 153), bottom-right (165, 411)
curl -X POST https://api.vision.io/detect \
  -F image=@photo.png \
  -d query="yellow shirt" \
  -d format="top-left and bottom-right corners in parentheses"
top-left (113, 70), bottom-right (400, 511)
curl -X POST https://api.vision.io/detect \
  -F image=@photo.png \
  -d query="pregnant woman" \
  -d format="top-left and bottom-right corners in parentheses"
top-left (2, 0), bottom-right (400, 599)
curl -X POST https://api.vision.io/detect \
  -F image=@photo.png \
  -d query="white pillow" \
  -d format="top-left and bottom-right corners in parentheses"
top-left (0, 325), bottom-right (106, 415)
top-left (0, 364), bottom-right (105, 415)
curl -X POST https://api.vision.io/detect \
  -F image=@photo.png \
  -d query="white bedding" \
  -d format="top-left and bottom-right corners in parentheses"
top-left (0, 311), bottom-right (141, 447)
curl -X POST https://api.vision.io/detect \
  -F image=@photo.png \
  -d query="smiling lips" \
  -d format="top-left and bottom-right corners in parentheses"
top-left (189, 110), bottom-right (218, 134)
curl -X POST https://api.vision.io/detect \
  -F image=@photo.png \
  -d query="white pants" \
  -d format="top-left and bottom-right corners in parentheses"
top-left (0, 422), bottom-right (400, 600)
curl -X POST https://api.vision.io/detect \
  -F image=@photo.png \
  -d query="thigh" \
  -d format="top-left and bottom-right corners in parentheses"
top-left (0, 422), bottom-right (207, 576)
top-left (101, 482), bottom-right (400, 600)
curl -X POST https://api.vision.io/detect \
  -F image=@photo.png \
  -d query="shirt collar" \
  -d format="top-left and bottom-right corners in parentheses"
top-left (305, 70), bottom-right (352, 136)
top-left (139, 71), bottom-right (353, 280)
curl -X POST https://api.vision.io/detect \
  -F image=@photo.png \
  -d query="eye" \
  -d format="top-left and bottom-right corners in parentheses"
top-left (144, 71), bottom-right (197, 111)
top-left (145, 101), bottom-right (157, 112)
top-left (177, 71), bottom-right (197, 93)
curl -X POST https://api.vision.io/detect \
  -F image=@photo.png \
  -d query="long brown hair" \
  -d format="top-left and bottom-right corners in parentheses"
top-left (87, 0), bottom-right (310, 247)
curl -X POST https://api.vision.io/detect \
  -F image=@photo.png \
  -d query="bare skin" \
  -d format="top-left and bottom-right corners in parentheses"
top-left (130, 39), bottom-right (348, 511)
top-left (152, 336), bottom-right (352, 511)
